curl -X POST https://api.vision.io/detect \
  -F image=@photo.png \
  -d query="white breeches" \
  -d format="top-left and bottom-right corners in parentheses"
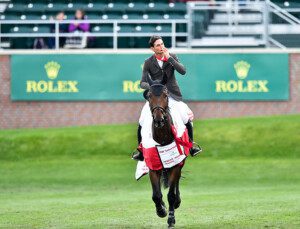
top-left (139, 97), bottom-right (194, 126)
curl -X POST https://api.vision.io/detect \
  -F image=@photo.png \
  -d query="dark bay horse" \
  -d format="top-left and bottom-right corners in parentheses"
top-left (145, 74), bottom-right (185, 228)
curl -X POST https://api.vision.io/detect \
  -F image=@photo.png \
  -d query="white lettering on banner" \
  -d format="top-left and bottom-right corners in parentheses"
top-left (156, 141), bottom-right (186, 169)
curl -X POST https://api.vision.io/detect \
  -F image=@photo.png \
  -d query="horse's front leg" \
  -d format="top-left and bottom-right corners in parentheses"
top-left (149, 170), bottom-right (167, 218)
top-left (174, 166), bottom-right (182, 209)
top-left (167, 165), bottom-right (181, 228)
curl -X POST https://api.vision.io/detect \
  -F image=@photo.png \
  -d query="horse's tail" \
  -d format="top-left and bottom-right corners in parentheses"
top-left (161, 169), bottom-right (169, 189)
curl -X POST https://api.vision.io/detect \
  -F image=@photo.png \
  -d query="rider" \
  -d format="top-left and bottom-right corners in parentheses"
top-left (132, 35), bottom-right (202, 160)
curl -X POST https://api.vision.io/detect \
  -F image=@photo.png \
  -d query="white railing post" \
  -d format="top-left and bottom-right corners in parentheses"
top-left (113, 21), bottom-right (117, 50)
top-left (234, 0), bottom-right (238, 27)
top-left (171, 21), bottom-right (176, 48)
top-left (187, 2), bottom-right (193, 49)
top-left (263, 1), bottom-right (270, 47)
top-left (55, 21), bottom-right (59, 50)
top-left (227, 0), bottom-right (233, 37)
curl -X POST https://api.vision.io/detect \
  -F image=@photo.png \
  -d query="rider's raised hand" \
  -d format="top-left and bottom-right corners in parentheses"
top-left (163, 48), bottom-right (170, 59)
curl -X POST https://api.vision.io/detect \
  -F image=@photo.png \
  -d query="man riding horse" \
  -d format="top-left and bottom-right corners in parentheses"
top-left (132, 35), bottom-right (202, 160)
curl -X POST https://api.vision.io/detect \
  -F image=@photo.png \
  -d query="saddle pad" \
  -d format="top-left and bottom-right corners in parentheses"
top-left (142, 128), bottom-right (190, 171)
top-left (156, 141), bottom-right (186, 169)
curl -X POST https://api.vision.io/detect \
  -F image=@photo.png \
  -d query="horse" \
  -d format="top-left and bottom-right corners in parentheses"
top-left (144, 73), bottom-right (188, 228)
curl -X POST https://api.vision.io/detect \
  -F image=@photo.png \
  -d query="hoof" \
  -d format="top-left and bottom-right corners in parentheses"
top-left (156, 203), bottom-right (167, 218)
top-left (167, 216), bottom-right (175, 227)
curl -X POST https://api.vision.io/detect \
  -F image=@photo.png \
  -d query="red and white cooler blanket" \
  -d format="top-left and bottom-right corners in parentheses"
top-left (135, 106), bottom-right (192, 180)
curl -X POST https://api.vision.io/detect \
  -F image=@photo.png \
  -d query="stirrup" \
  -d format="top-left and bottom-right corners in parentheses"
top-left (190, 142), bottom-right (203, 157)
top-left (131, 148), bottom-right (144, 161)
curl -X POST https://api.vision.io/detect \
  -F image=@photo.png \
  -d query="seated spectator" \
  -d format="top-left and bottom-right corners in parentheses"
top-left (68, 9), bottom-right (90, 33)
top-left (65, 9), bottom-right (90, 48)
top-left (33, 37), bottom-right (47, 49)
top-left (48, 11), bottom-right (68, 49)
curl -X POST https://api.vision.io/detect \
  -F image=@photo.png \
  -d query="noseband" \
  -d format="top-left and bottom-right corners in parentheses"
top-left (149, 84), bottom-right (169, 125)
top-left (151, 106), bottom-right (167, 115)
top-left (151, 105), bottom-right (169, 124)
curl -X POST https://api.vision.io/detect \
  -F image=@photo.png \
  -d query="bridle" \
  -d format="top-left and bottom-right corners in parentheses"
top-left (150, 98), bottom-right (170, 128)
top-left (151, 106), bottom-right (168, 115)
top-left (150, 94), bottom-right (169, 118)
top-left (148, 81), bottom-right (170, 127)
top-left (146, 74), bottom-right (173, 139)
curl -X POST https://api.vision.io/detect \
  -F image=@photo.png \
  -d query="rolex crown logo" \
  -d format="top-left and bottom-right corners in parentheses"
top-left (44, 61), bottom-right (60, 79)
top-left (234, 61), bottom-right (250, 79)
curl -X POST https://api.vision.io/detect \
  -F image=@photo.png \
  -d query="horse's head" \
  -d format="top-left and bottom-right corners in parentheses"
top-left (146, 73), bottom-right (169, 128)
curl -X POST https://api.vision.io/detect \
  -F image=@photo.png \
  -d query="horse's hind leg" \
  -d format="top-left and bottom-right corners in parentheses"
top-left (167, 165), bottom-right (181, 227)
top-left (149, 170), bottom-right (167, 218)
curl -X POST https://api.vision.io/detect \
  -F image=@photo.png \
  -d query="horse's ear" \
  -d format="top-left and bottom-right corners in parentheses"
top-left (147, 74), bottom-right (154, 86)
top-left (143, 89), bottom-right (149, 100)
top-left (161, 71), bottom-right (168, 85)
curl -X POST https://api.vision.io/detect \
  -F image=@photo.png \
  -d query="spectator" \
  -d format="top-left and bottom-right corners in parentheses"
top-left (33, 37), bottom-right (47, 49)
top-left (65, 9), bottom-right (90, 48)
top-left (48, 11), bottom-right (68, 49)
top-left (68, 9), bottom-right (90, 33)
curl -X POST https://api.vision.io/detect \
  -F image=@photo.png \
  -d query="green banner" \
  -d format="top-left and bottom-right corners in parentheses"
top-left (178, 53), bottom-right (289, 100)
top-left (11, 54), bottom-right (148, 101)
top-left (11, 53), bottom-right (289, 101)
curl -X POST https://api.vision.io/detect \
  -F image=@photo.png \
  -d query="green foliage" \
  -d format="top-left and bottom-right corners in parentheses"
top-left (196, 114), bottom-right (300, 158)
top-left (0, 115), bottom-right (299, 160)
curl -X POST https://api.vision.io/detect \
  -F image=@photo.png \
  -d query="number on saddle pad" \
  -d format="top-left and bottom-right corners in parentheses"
top-left (156, 141), bottom-right (186, 169)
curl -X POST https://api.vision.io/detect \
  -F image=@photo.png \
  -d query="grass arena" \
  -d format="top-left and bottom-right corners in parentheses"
top-left (0, 115), bottom-right (299, 228)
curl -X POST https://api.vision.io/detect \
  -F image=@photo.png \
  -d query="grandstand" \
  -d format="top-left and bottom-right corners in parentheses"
top-left (0, 0), bottom-right (299, 49)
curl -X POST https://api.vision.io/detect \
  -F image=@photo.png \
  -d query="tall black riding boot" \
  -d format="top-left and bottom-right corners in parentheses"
top-left (131, 124), bottom-right (144, 161)
top-left (185, 121), bottom-right (202, 157)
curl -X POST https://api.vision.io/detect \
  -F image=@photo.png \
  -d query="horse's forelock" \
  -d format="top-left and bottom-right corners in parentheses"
top-left (150, 84), bottom-right (166, 96)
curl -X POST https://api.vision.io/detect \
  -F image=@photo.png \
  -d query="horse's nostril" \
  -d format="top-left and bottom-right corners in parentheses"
top-left (154, 119), bottom-right (164, 128)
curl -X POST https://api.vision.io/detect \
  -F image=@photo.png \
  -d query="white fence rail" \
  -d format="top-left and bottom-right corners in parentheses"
top-left (0, 19), bottom-right (188, 49)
